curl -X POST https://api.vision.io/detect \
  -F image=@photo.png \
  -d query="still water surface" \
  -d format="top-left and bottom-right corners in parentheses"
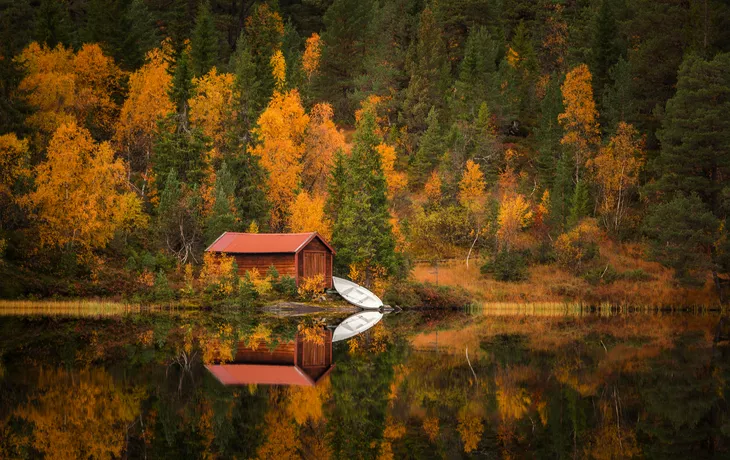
top-left (0, 304), bottom-right (728, 458)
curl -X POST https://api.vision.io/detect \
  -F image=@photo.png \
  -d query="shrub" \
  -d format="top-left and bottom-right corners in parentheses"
top-left (298, 274), bottom-right (325, 301)
top-left (384, 280), bottom-right (473, 308)
top-left (274, 275), bottom-right (298, 298)
top-left (582, 265), bottom-right (619, 285)
top-left (554, 218), bottom-right (602, 272)
top-left (620, 269), bottom-right (654, 282)
top-left (481, 250), bottom-right (529, 282)
top-left (199, 252), bottom-right (239, 300)
top-left (247, 268), bottom-right (272, 297)
top-left (152, 270), bottom-right (174, 302)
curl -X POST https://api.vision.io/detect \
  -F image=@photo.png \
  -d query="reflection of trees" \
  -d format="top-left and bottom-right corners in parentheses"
top-left (14, 367), bottom-right (144, 459)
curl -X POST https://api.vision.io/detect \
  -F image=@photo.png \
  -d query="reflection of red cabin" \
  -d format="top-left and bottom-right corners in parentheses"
top-left (205, 232), bottom-right (335, 289)
top-left (206, 329), bottom-right (334, 387)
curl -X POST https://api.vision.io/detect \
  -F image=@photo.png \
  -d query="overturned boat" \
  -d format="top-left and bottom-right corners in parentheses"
top-left (332, 311), bottom-right (384, 342)
top-left (332, 276), bottom-right (384, 310)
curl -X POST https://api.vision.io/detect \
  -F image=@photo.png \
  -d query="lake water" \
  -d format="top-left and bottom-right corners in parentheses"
top-left (0, 303), bottom-right (728, 459)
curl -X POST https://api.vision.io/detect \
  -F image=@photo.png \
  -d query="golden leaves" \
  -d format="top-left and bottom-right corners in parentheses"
top-left (250, 90), bottom-right (309, 230)
top-left (288, 191), bottom-right (331, 240)
top-left (497, 194), bottom-right (533, 250)
top-left (271, 50), bottom-right (287, 91)
top-left (458, 160), bottom-right (486, 213)
top-left (302, 33), bottom-right (322, 80)
top-left (26, 122), bottom-right (144, 256)
top-left (559, 64), bottom-right (600, 172)
top-left (376, 143), bottom-right (407, 200)
top-left (424, 170), bottom-right (442, 202)
top-left (189, 68), bottom-right (236, 149)
top-left (0, 134), bottom-right (30, 201)
top-left (16, 42), bottom-right (122, 138)
top-left (115, 45), bottom-right (174, 164)
top-left (303, 102), bottom-right (345, 194)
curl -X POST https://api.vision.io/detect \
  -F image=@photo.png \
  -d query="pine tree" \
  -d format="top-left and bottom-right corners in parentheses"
top-left (591, 0), bottom-right (621, 94)
top-left (244, 2), bottom-right (285, 104)
top-left (227, 147), bottom-right (270, 231)
top-left (402, 7), bottom-right (450, 133)
top-left (205, 162), bottom-right (237, 243)
top-left (191, 1), bottom-right (219, 77)
top-left (655, 53), bottom-right (730, 215)
top-left (331, 112), bottom-right (399, 283)
top-left (34, 0), bottom-right (73, 47)
top-left (316, 0), bottom-right (373, 120)
top-left (453, 26), bottom-right (499, 119)
top-left (535, 73), bottom-right (565, 188)
top-left (230, 33), bottom-right (263, 139)
top-left (409, 107), bottom-right (443, 189)
top-left (82, 0), bottom-right (125, 61)
top-left (550, 151), bottom-right (574, 229)
top-left (170, 48), bottom-right (194, 125)
top-left (153, 116), bottom-right (209, 186)
top-left (121, 0), bottom-right (160, 70)
top-left (472, 102), bottom-right (501, 182)
top-left (601, 57), bottom-right (635, 131)
top-left (567, 179), bottom-right (591, 228)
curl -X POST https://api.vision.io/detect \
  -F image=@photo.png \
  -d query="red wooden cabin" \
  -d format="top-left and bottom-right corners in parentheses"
top-left (205, 232), bottom-right (335, 289)
top-left (206, 329), bottom-right (334, 387)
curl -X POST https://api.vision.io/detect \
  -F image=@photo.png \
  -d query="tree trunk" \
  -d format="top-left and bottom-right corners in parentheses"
top-left (713, 269), bottom-right (725, 304)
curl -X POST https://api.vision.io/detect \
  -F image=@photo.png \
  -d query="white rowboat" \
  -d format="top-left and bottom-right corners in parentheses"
top-left (332, 311), bottom-right (384, 342)
top-left (332, 276), bottom-right (384, 310)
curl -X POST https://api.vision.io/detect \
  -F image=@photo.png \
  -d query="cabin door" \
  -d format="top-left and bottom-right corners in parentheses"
top-left (303, 251), bottom-right (326, 280)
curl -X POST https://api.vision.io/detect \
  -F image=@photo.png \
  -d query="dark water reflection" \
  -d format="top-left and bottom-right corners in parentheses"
top-left (0, 307), bottom-right (729, 459)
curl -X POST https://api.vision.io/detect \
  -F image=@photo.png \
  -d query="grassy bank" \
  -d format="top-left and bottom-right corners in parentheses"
top-left (411, 242), bottom-right (721, 308)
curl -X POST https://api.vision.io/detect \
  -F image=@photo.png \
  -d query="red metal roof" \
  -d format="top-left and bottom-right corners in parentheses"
top-left (206, 364), bottom-right (316, 386)
top-left (205, 232), bottom-right (335, 254)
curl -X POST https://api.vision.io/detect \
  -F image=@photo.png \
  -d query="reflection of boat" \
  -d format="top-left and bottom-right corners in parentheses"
top-left (332, 311), bottom-right (384, 342)
top-left (333, 276), bottom-right (383, 309)
top-left (206, 328), bottom-right (333, 387)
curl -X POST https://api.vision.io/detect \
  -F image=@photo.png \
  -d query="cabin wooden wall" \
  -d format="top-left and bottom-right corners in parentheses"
top-left (296, 329), bottom-right (333, 382)
top-left (232, 253), bottom-right (296, 278)
top-left (297, 237), bottom-right (333, 288)
top-left (235, 340), bottom-right (295, 365)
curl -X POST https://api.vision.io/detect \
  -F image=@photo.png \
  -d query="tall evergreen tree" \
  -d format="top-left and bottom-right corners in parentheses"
top-left (535, 73), bottom-right (565, 187)
top-left (332, 112), bottom-right (399, 284)
top-left (157, 169), bottom-right (203, 263)
top-left (316, 0), bottom-right (373, 120)
top-left (121, 0), bottom-right (160, 70)
top-left (471, 102), bottom-right (501, 182)
top-left (409, 107), bottom-right (444, 189)
top-left (205, 162), bottom-right (237, 243)
top-left (591, 0), bottom-right (621, 94)
top-left (230, 33), bottom-right (263, 140)
top-left (601, 57), bottom-right (635, 131)
top-left (34, 0), bottom-right (73, 47)
top-left (402, 6), bottom-right (450, 133)
top-left (170, 48), bottom-right (194, 126)
top-left (453, 26), bottom-right (499, 119)
top-left (191, 1), bottom-right (219, 77)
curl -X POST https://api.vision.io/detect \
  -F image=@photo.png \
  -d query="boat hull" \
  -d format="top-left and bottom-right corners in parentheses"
top-left (332, 276), bottom-right (384, 309)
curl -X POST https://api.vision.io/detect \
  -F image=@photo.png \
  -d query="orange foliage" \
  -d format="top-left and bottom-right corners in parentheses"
top-left (554, 218), bottom-right (603, 271)
top-left (457, 405), bottom-right (484, 453)
top-left (26, 122), bottom-right (144, 256)
top-left (15, 42), bottom-right (122, 137)
top-left (303, 103), bottom-right (345, 194)
top-left (189, 68), bottom-right (236, 149)
top-left (559, 64), bottom-right (600, 178)
top-left (497, 194), bottom-right (533, 251)
top-left (287, 377), bottom-right (330, 425)
top-left (270, 50), bottom-right (287, 91)
top-left (298, 273), bottom-right (325, 300)
top-left (115, 45), bottom-right (174, 174)
top-left (422, 416), bottom-right (440, 442)
top-left (288, 191), bottom-right (331, 240)
top-left (249, 90), bottom-right (309, 230)
top-left (15, 367), bottom-right (143, 459)
top-left (424, 171), bottom-right (442, 202)
top-left (256, 405), bottom-right (300, 460)
top-left (198, 252), bottom-right (238, 295)
top-left (587, 122), bottom-right (645, 233)
top-left (458, 160), bottom-right (487, 213)
top-left (302, 33), bottom-right (322, 80)
top-left (376, 143), bottom-right (407, 200)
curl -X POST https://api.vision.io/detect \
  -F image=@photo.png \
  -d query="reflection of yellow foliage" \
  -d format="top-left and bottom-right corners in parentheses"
top-left (299, 323), bottom-right (326, 345)
top-left (457, 406), bottom-right (484, 453)
top-left (287, 378), bottom-right (330, 425)
top-left (15, 367), bottom-right (143, 459)
top-left (257, 407), bottom-right (300, 460)
top-left (423, 416), bottom-right (440, 442)
top-left (199, 323), bottom-right (235, 364)
top-left (246, 323), bottom-right (273, 348)
top-left (138, 329), bottom-right (154, 346)
top-left (377, 441), bottom-right (394, 460)
top-left (584, 401), bottom-right (641, 459)
top-left (495, 367), bottom-right (532, 422)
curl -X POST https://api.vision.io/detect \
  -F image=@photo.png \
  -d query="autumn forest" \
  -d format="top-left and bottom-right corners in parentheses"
top-left (2, 0), bottom-right (730, 305)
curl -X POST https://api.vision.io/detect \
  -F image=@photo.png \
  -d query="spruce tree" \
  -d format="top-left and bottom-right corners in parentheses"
top-left (472, 102), bottom-right (501, 182)
top-left (191, 1), bottom-right (219, 77)
top-left (402, 7), bottom-right (450, 133)
top-left (655, 53), bottom-right (730, 215)
top-left (170, 48), bottom-right (194, 125)
top-left (535, 73), bottom-right (565, 188)
top-left (550, 151), bottom-right (574, 229)
top-left (230, 33), bottom-right (263, 140)
top-left (325, 148), bottom-right (347, 223)
top-left (332, 112), bottom-right (399, 283)
top-left (567, 179), bottom-right (591, 228)
top-left (34, 0), bottom-right (73, 47)
top-left (453, 26), bottom-right (499, 119)
top-left (157, 169), bottom-right (203, 263)
top-left (122, 0), bottom-right (160, 69)
top-left (591, 0), bottom-right (621, 94)
top-left (206, 162), bottom-right (238, 243)
top-left (409, 107), bottom-right (443, 189)
top-left (601, 57), bottom-right (635, 131)
top-left (316, 0), bottom-right (373, 120)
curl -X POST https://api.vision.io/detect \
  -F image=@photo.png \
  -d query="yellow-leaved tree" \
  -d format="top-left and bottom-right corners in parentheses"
top-left (302, 103), bottom-right (345, 194)
top-left (376, 143), bottom-right (408, 201)
top-left (114, 44), bottom-right (175, 185)
top-left (27, 122), bottom-right (144, 257)
top-left (15, 42), bottom-right (122, 140)
top-left (496, 167), bottom-right (532, 251)
top-left (558, 64), bottom-right (600, 181)
top-left (288, 191), bottom-right (331, 240)
top-left (459, 160), bottom-right (488, 267)
top-left (302, 33), bottom-right (322, 81)
top-left (250, 90), bottom-right (309, 230)
top-left (587, 122), bottom-right (645, 233)
top-left (189, 67), bottom-right (236, 150)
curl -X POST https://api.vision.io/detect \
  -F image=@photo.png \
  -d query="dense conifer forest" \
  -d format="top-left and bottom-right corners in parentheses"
top-left (1, 0), bottom-right (730, 304)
